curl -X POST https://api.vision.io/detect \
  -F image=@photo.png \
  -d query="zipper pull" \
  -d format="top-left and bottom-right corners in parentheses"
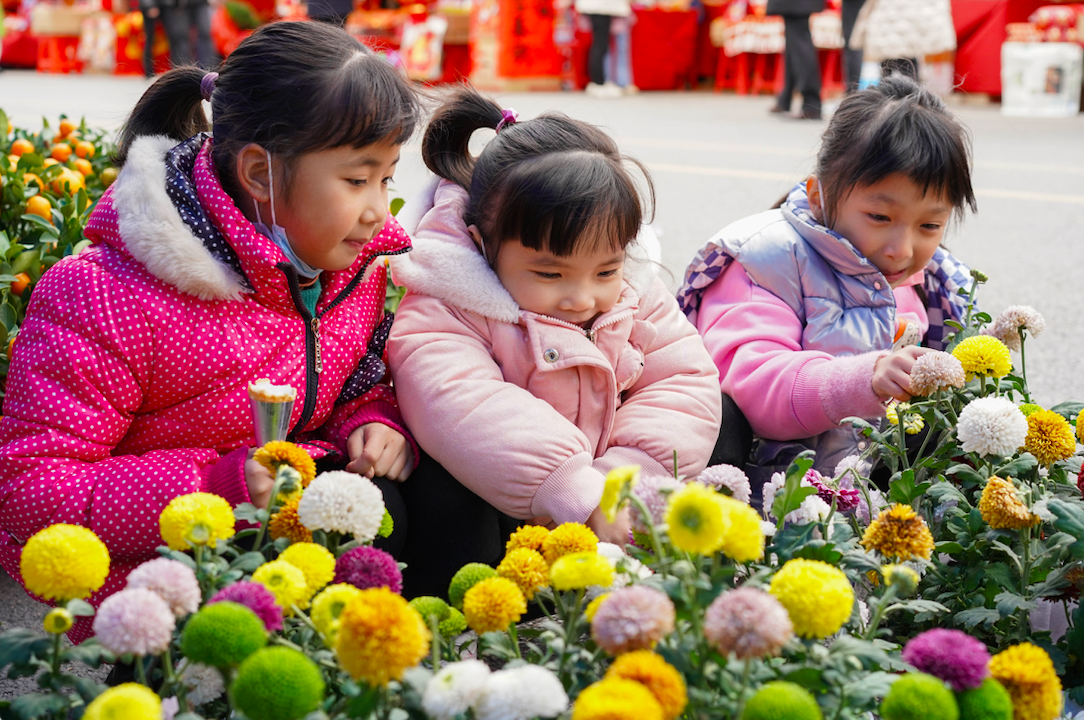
top-left (585, 328), bottom-right (595, 344)
top-left (312, 317), bottom-right (323, 375)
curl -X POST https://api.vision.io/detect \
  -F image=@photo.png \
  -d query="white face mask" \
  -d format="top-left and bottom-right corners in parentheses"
top-left (252, 149), bottom-right (321, 280)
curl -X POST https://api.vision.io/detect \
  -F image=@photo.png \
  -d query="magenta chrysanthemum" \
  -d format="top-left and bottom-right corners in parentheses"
top-left (631, 474), bottom-right (682, 533)
top-left (703, 587), bottom-right (794, 660)
top-left (902, 628), bottom-right (990, 691)
top-left (126, 557), bottom-right (201, 618)
top-left (804, 468), bottom-right (861, 512)
top-left (697, 465), bottom-right (752, 504)
top-left (93, 588), bottom-right (175, 656)
top-left (208, 581), bottom-right (284, 632)
top-left (333, 546), bottom-right (403, 594)
top-left (591, 585), bottom-right (675, 655)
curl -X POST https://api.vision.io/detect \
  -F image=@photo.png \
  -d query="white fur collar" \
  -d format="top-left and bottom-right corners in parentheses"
top-left (111, 135), bottom-right (246, 301)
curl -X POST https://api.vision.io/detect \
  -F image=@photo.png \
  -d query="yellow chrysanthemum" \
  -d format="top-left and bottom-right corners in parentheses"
top-left (585, 593), bottom-right (611, 622)
top-left (717, 495), bottom-right (765, 562)
top-left (990, 643), bottom-right (1063, 720)
top-left (507, 524), bottom-right (550, 554)
top-left (279, 542), bottom-right (336, 598)
top-left (769, 558), bottom-right (854, 639)
top-left (252, 559), bottom-right (310, 611)
top-left (979, 476), bottom-right (1039, 530)
top-left (881, 564), bottom-right (920, 595)
top-left (310, 583), bottom-right (362, 646)
top-left (159, 492), bottom-right (236, 551)
top-left (20, 524), bottom-right (110, 602)
top-left (886, 401), bottom-right (925, 435)
top-left (550, 552), bottom-right (615, 591)
top-left (861, 504), bottom-right (934, 561)
top-left (541, 523), bottom-right (599, 565)
top-left (572, 678), bottom-right (664, 720)
top-left (952, 335), bottom-right (1012, 380)
top-left (496, 547), bottom-right (549, 600)
top-left (1024, 409), bottom-right (1077, 466)
top-left (83, 683), bottom-right (161, 720)
top-left (336, 587), bottom-right (430, 686)
top-left (665, 483), bottom-right (728, 555)
top-left (462, 577), bottom-right (526, 634)
top-left (43, 608), bottom-right (74, 635)
top-left (600, 465), bottom-right (640, 523)
top-left (253, 441), bottom-right (317, 487)
top-left (269, 494), bottom-right (313, 544)
top-left (605, 651), bottom-right (688, 720)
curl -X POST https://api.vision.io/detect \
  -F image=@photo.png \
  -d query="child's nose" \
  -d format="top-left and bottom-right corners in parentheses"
top-left (884, 231), bottom-right (914, 260)
top-left (360, 195), bottom-right (387, 226)
top-left (560, 287), bottom-right (593, 311)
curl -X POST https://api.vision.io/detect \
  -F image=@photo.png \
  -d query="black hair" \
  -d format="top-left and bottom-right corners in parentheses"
top-left (422, 86), bottom-right (653, 265)
top-left (115, 22), bottom-right (420, 200)
top-left (815, 75), bottom-right (977, 226)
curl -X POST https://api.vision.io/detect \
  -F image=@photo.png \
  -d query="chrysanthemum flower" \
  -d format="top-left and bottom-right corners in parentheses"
top-left (126, 557), bottom-right (201, 618)
top-left (588, 543), bottom-right (652, 600)
top-left (440, 607), bottom-right (467, 638)
top-left (297, 471), bottom-right (385, 542)
top-left (605, 651), bottom-right (687, 720)
top-left (336, 586), bottom-right (430, 685)
top-left (957, 678), bottom-right (1014, 720)
top-left (550, 552), bottom-right (615, 591)
top-left (803, 468), bottom-right (861, 512)
top-left (474, 665), bottom-right (569, 720)
top-left (952, 335), bottom-right (1013, 380)
top-left (741, 681), bottom-right (822, 720)
top-left (572, 678), bottom-right (663, 720)
top-left (334, 545), bottom-right (403, 594)
top-left (886, 401), bottom-right (925, 435)
top-left (697, 464), bottom-right (752, 504)
top-left (159, 492), bottom-right (236, 551)
top-left (311, 583), bottom-right (362, 645)
top-left (208, 581), bottom-right (283, 632)
top-left (769, 558), bottom-right (854, 639)
top-left (252, 559), bottom-right (311, 610)
top-left (410, 595), bottom-right (451, 625)
top-left (862, 504), bottom-right (935, 561)
top-left (253, 441), bottom-right (316, 487)
top-left (448, 563), bottom-right (498, 610)
top-left (541, 523), bottom-right (599, 565)
top-left (180, 601), bottom-right (267, 668)
top-left (881, 564), bottom-right (921, 595)
top-left (665, 482), bottom-right (729, 555)
top-left (990, 643), bottom-right (1063, 720)
top-left (585, 593), bottom-right (611, 622)
top-left (497, 547), bottom-right (549, 600)
top-left (92, 587), bottom-right (175, 656)
top-left (600, 465), bottom-right (640, 522)
top-left (880, 672), bottom-right (957, 720)
top-left (43, 608), bottom-right (73, 635)
top-left (422, 660), bottom-right (491, 720)
top-left (631, 473), bottom-right (682, 533)
top-left (232, 646), bottom-right (325, 720)
top-left (591, 585), bottom-right (675, 654)
top-left (909, 351), bottom-right (967, 396)
top-left (716, 495), bottom-right (765, 562)
top-left (463, 577), bottom-right (526, 633)
top-left (178, 660), bottom-right (225, 707)
top-left (1024, 409), bottom-right (1077, 466)
top-left (957, 397), bottom-right (1029, 458)
top-left (856, 486), bottom-right (890, 525)
top-left (703, 587), bottom-right (793, 659)
top-left (269, 494), bottom-right (312, 544)
top-left (979, 476), bottom-right (1039, 530)
top-left (985, 305), bottom-right (1045, 352)
top-left (506, 524), bottom-right (550, 554)
top-left (20, 524), bottom-right (110, 602)
top-left (279, 542), bottom-right (336, 598)
top-left (763, 472), bottom-right (832, 525)
top-left (902, 628), bottom-right (990, 691)
top-left (83, 683), bottom-right (161, 720)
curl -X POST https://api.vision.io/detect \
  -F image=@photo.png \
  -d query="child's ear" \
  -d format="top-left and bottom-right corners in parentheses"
top-left (806, 175), bottom-right (823, 222)
top-left (236, 143), bottom-right (272, 204)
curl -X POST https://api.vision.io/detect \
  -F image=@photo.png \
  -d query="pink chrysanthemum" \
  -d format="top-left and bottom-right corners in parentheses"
top-left (984, 305), bottom-right (1046, 352)
top-left (805, 469), bottom-right (861, 512)
top-left (591, 585), bottom-right (675, 655)
top-left (631, 474), bottom-right (682, 533)
top-left (703, 587), bottom-right (793, 660)
top-left (93, 588), bottom-right (175, 656)
top-left (208, 581), bottom-right (284, 632)
top-left (697, 465), bottom-right (752, 504)
top-left (126, 557), bottom-right (201, 618)
top-left (902, 628), bottom-right (990, 691)
top-left (334, 546), bottom-right (403, 594)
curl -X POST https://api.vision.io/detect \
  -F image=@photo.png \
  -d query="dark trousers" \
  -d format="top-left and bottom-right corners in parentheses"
top-left (777, 15), bottom-right (822, 113)
top-left (840, 0), bottom-right (865, 92)
top-left (587, 14), bottom-right (613, 85)
top-left (161, 4), bottom-right (215, 69)
top-left (140, 9), bottom-right (159, 77)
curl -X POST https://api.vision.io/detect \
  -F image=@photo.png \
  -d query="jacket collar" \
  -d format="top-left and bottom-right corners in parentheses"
top-left (782, 182), bottom-right (880, 277)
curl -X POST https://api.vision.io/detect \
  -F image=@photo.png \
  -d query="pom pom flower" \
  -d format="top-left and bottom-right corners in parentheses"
top-left (550, 552), bottom-right (615, 591)
top-left (159, 492), bottom-right (235, 551)
top-left (506, 525), bottom-right (550, 554)
top-left (879, 673), bottom-right (958, 720)
top-left (497, 547), bottom-right (549, 600)
top-left (698, 464), bottom-right (752, 503)
top-left (979, 476), bottom-right (1039, 530)
top-left (605, 651), bottom-right (687, 720)
top-left (1023, 408), bottom-right (1077, 466)
top-left (178, 661), bottom-right (225, 706)
top-left (231, 646), bottom-right (325, 720)
top-left (208, 581), bottom-right (284, 632)
top-left (279, 542), bottom-right (336, 598)
top-left (336, 587), bottom-right (430, 685)
top-left (632, 474), bottom-right (682, 533)
top-left (252, 559), bottom-right (310, 610)
top-left (410, 597), bottom-right (468, 639)
top-left (422, 660), bottom-right (491, 720)
top-left (43, 608), bottom-right (73, 635)
top-left (703, 587), bottom-right (793, 659)
top-left (769, 559), bottom-right (854, 639)
top-left (474, 664), bottom-right (569, 720)
top-left (742, 681), bottom-right (823, 720)
top-left (591, 585), bottom-right (675, 654)
top-left (297, 471), bottom-right (385, 542)
top-left (334, 545), bottom-right (403, 594)
top-left (269, 494), bottom-right (312, 544)
top-left (717, 495), bottom-right (766, 562)
top-left (600, 465), bottom-right (639, 522)
top-left (985, 305), bottom-right (1045, 351)
top-left (541, 523), bottom-right (599, 565)
top-left (83, 683), bottom-right (161, 720)
top-left (989, 642), bottom-right (1063, 720)
top-left (952, 335), bottom-right (1012, 380)
top-left (861, 504), bottom-right (935, 561)
top-left (956, 397), bottom-right (1029, 458)
top-left (957, 678), bottom-right (1014, 720)
top-left (92, 587), bottom-right (175, 657)
top-left (463, 577), bottom-right (527, 633)
top-left (448, 563), bottom-right (498, 610)
top-left (311, 583), bottom-right (362, 644)
top-left (909, 351), bottom-right (966, 396)
top-left (902, 629), bottom-right (990, 691)
top-left (572, 678), bottom-right (663, 720)
top-left (253, 440), bottom-right (316, 487)
top-left (181, 601), bottom-right (267, 668)
top-left (125, 557), bottom-right (201, 618)
top-left (665, 482), bottom-right (729, 555)
top-left (20, 524), bottom-right (110, 602)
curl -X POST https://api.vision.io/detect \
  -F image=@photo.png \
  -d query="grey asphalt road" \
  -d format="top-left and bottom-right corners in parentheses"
top-left (1, 71), bottom-right (1083, 690)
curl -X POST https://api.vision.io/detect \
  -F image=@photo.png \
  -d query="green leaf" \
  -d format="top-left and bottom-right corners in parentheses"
top-left (8, 693), bottom-right (70, 720)
top-left (994, 453), bottom-right (1038, 479)
top-left (994, 591), bottom-right (1035, 617)
top-left (70, 676), bottom-right (106, 704)
top-left (1048, 498), bottom-right (1084, 558)
top-left (945, 463), bottom-right (985, 484)
top-left (65, 599), bottom-right (94, 618)
top-left (389, 197), bottom-right (405, 217)
top-left (233, 502), bottom-right (261, 524)
top-left (843, 671), bottom-right (899, 706)
top-left (0, 628), bottom-right (52, 671)
top-left (954, 607), bottom-right (1000, 628)
top-left (230, 551), bottom-right (266, 573)
top-left (771, 453), bottom-right (817, 523)
top-left (935, 542), bottom-right (964, 554)
top-left (782, 667), bottom-right (826, 692)
top-left (889, 469), bottom-right (931, 506)
top-left (18, 215), bottom-right (54, 233)
top-left (173, 714), bottom-right (207, 720)
top-left (886, 599), bottom-right (949, 615)
top-left (793, 540), bottom-right (842, 564)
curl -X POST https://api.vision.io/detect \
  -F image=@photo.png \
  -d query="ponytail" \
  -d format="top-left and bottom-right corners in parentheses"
top-left (115, 66), bottom-right (211, 167)
top-left (421, 87), bottom-right (504, 189)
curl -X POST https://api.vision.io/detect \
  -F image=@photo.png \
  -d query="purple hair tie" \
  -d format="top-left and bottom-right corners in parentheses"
top-left (200, 72), bottom-right (219, 102)
top-left (495, 108), bottom-right (518, 133)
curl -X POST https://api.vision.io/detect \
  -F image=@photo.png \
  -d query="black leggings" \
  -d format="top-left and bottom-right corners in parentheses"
top-left (587, 14), bottom-right (613, 86)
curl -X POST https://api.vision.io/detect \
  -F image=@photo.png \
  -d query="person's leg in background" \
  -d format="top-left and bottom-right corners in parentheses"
top-left (774, 20), bottom-right (798, 113)
top-left (784, 13), bottom-right (822, 118)
top-left (840, 0), bottom-right (865, 92)
top-left (611, 16), bottom-right (636, 92)
top-left (191, 2), bottom-right (217, 68)
top-left (140, 6), bottom-right (159, 77)
top-left (161, 4), bottom-right (194, 67)
top-left (586, 13), bottom-right (613, 92)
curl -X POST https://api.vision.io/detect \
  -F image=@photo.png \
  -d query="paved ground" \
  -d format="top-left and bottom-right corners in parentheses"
top-left (0, 71), bottom-right (1083, 691)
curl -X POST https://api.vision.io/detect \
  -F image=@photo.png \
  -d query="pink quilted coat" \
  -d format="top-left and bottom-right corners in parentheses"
top-left (0, 135), bottom-right (414, 639)
top-left (389, 181), bottom-right (722, 525)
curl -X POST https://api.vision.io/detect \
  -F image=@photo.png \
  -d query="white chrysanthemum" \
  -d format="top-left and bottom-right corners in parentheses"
top-left (473, 665), bottom-right (569, 720)
top-left (833, 455), bottom-right (870, 479)
top-left (956, 397), bottom-right (1029, 458)
top-left (697, 464), bottom-right (752, 504)
top-left (297, 471), bottom-right (385, 541)
top-left (178, 660), bottom-right (225, 706)
top-left (763, 472), bottom-right (832, 525)
top-left (587, 542), bottom-right (653, 600)
top-left (126, 557), bottom-right (201, 618)
top-left (984, 305), bottom-right (1046, 351)
top-left (856, 487), bottom-right (889, 525)
top-left (422, 660), bottom-right (492, 720)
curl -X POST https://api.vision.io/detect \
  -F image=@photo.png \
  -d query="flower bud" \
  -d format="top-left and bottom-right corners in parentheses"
top-left (43, 608), bottom-right (74, 635)
top-left (882, 564), bottom-right (920, 596)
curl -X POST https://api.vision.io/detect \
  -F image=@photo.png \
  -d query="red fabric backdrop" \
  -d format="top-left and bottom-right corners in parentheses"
top-left (631, 8), bottom-right (698, 89)
top-left (952, 0), bottom-right (1047, 94)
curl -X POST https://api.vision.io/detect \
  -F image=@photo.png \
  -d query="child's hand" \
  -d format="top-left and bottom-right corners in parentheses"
top-left (244, 449), bottom-right (276, 509)
top-left (872, 346), bottom-right (934, 402)
top-left (346, 423), bottom-right (414, 482)
top-left (586, 505), bottom-right (632, 546)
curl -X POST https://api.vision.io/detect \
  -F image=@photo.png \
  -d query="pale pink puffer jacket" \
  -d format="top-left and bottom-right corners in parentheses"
top-left (389, 180), bottom-right (722, 524)
top-left (0, 135), bottom-right (414, 638)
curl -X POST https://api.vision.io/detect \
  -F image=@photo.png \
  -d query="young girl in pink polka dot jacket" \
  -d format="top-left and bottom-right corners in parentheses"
top-left (0, 22), bottom-right (419, 637)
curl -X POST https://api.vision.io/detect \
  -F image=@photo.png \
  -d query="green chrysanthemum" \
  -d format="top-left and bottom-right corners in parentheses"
top-left (231, 647), bottom-right (325, 720)
top-left (439, 607), bottom-right (467, 638)
top-left (880, 673), bottom-right (959, 720)
top-left (409, 595), bottom-right (451, 625)
top-left (741, 681), bottom-right (822, 720)
top-left (180, 601), bottom-right (267, 668)
top-left (957, 678), bottom-right (1013, 720)
top-left (448, 563), bottom-right (498, 610)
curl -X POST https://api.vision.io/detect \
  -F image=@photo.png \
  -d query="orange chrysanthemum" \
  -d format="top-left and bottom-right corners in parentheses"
top-left (979, 476), bottom-right (1039, 530)
top-left (506, 524), bottom-right (551, 554)
top-left (541, 523), bottom-right (598, 565)
top-left (860, 504), bottom-right (934, 561)
top-left (253, 441), bottom-right (316, 487)
top-left (269, 494), bottom-right (313, 544)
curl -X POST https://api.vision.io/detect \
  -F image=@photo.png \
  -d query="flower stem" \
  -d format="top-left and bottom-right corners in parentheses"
top-left (194, 544), bottom-right (211, 602)
top-left (1019, 524), bottom-right (1034, 640)
top-left (733, 658), bottom-right (753, 719)
top-left (862, 585), bottom-right (897, 641)
top-left (1018, 328), bottom-right (1031, 403)
top-left (161, 651), bottom-right (188, 711)
top-left (508, 621), bottom-right (522, 659)
top-left (134, 656), bottom-right (149, 687)
top-left (629, 493), bottom-right (668, 572)
top-left (49, 630), bottom-right (62, 679)
top-left (896, 416), bottom-right (910, 472)
top-left (430, 614), bottom-right (441, 670)
top-left (252, 472), bottom-right (288, 553)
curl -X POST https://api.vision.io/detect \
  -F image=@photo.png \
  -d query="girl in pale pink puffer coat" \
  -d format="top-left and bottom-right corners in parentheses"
top-left (387, 88), bottom-right (721, 598)
top-left (0, 22), bottom-right (420, 639)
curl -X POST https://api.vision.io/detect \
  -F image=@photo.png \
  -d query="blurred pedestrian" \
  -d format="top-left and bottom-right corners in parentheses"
top-left (307, 0), bottom-right (352, 26)
top-left (576, 0), bottom-right (630, 97)
top-left (160, 0), bottom-right (216, 68)
top-left (840, 0), bottom-right (865, 91)
top-left (850, 0), bottom-right (956, 83)
top-left (139, 0), bottom-right (161, 77)
top-left (767, 0), bottom-right (825, 119)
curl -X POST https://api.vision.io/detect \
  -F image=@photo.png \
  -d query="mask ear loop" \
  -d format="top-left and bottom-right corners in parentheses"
top-left (817, 180), bottom-right (830, 228)
top-left (266, 149), bottom-right (279, 228)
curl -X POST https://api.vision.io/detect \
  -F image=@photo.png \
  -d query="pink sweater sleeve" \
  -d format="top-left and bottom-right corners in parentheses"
top-left (696, 261), bottom-right (887, 441)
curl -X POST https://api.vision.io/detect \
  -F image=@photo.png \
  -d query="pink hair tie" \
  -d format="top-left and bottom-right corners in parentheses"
top-left (495, 108), bottom-right (518, 133)
top-left (201, 72), bottom-right (219, 102)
